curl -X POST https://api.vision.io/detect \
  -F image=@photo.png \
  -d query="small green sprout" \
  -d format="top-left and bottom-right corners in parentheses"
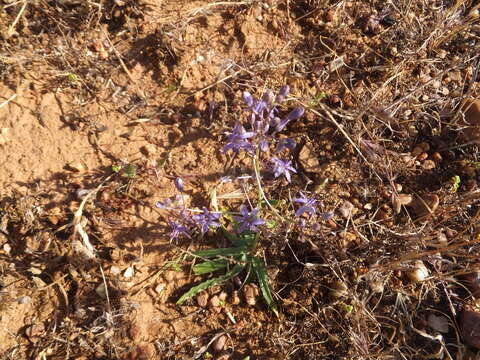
top-left (451, 175), bottom-right (461, 192)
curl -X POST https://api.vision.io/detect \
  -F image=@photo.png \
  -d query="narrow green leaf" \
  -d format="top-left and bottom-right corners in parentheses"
top-left (177, 264), bottom-right (243, 304)
top-left (252, 256), bottom-right (278, 316)
top-left (193, 259), bottom-right (229, 275)
top-left (193, 247), bottom-right (246, 258)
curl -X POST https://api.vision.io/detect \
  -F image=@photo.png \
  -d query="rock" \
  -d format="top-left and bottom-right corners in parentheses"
top-left (208, 295), bottom-right (221, 313)
top-left (422, 160), bottom-right (436, 170)
top-left (218, 291), bottom-right (228, 302)
top-left (417, 152), bottom-right (428, 161)
top-left (110, 265), bottom-right (121, 275)
top-left (124, 267), bottom-right (134, 278)
top-left (407, 194), bottom-right (439, 218)
top-left (461, 308), bottom-right (480, 349)
top-left (243, 283), bottom-right (259, 306)
top-left (230, 290), bottom-right (241, 305)
top-left (196, 291), bottom-right (209, 308)
top-left (95, 283), bottom-right (107, 299)
top-left (338, 200), bottom-right (355, 219)
top-left (212, 334), bottom-right (227, 353)
top-left (154, 283), bottom-right (165, 294)
top-left (428, 313), bottom-right (449, 333)
top-left (298, 142), bottom-right (322, 173)
top-left (3, 243), bottom-right (11, 255)
top-left (406, 261), bottom-right (429, 283)
top-left (460, 99), bottom-right (480, 143)
top-left (431, 152), bottom-right (442, 162)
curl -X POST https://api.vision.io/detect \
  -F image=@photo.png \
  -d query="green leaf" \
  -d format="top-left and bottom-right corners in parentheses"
top-left (193, 247), bottom-right (247, 258)
top-left (251, 256), bottom-right (278, 316)
top-left (222, 229), bottom-right (255, 248)
top-left (177, 264), bottom-right (243, 304)
top-left (266, 219), bottom-right (276, 229)
top-left (111, 165), bottom-right (121, 173)
top-left (452, 175), bottom-right (461, 192)
top-left (193, 259), bottom-right (229, 275)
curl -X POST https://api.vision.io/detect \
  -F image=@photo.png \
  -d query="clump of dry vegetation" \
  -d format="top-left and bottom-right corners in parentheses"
top-left (0, 0), bottom-right (480, 359)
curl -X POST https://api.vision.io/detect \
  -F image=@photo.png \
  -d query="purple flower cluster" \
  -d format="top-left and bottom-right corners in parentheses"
top-left (223, 85), bottom-right (304, 155)
top-left (233, 205), bottom-right (265, 233)
top-left (156, 180), bottom-right (223, 240)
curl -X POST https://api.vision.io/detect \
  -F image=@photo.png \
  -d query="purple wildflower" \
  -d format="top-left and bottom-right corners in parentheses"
top-left (175, 177), bottom-right (185, 192)
top-left (273, 107), bottom-right (305, 133)
top-left (233, 205), bottom-right (265, 233)
top-left (293, 192), bottom-right (317, 217)
top-left (223, 123), bottom-right (255, 154)
top-left (275, 85), bottom-right (290, 103)
top-left (156, 195), bottom-right (184, 210)
top-left (271, 157), bottom-right (296, 183)
top-left (192, 207), bottom-right (221, 235)
top-left (167, 219), bottom-right (191, 241)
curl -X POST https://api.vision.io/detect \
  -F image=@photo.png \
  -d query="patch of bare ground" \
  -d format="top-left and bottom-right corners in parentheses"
top-left (0, 0), bottom-right (480, 359)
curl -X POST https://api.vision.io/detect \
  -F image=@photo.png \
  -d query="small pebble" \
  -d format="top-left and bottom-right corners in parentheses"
top-left (230, 290), bottom-right (240, 305)
top-left (422, 160), bottom-right (436, 170)
top-left (243, 283), bottom-right (259, 306)
top-left (110, 266), bottom-right (121, 275)
top-left (154, 283), bottom-right (165, 294)
top-left (208, 295), bottom-right (221, 312)
top-left (95, 283), bottom-right (107, 299)
top-left (411, 146), bottom-right (423, 157)
top-left (196, 291), bottom-right (209, 308)
top-left (406, 260), bottom-right (429, 283)
top-left (416, 152), bottom-right (428, 161)
top-left (3, 243), bottom-right (11, 254)
top-left (124, 267), bottom-right (135, 278)
top-left (338, 200), bottom-right (355, 219)
top-left (431, 152), bottom-right (442, 162)
top-left (212, 334), bottom-right (227, 353)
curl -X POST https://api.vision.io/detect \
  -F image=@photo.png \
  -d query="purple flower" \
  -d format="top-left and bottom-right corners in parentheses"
top-left (156, 195), bottom-right (184, 210)
top-left (293, 193), bottom-right (317, 217)
top-left (271, 157), bottom-right (296, 183)
top-left (192, 207), bottom-right (221, 235)
top-left (275, 85), bottom-right (290, 103)
top-left (167, 219), bottom-right (191, 241)
top-left (223, 123), bottom-right (255, 154)
top-left (274, 107), bottom-right (305, 133)
top-left (175, 177), bottom-right (185, 192)
top-left (233, 205), bottom-right (265, 233)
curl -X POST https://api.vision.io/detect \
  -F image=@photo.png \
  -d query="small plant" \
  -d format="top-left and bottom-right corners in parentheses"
top-left (156, 85), bottom-right (316, 315)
